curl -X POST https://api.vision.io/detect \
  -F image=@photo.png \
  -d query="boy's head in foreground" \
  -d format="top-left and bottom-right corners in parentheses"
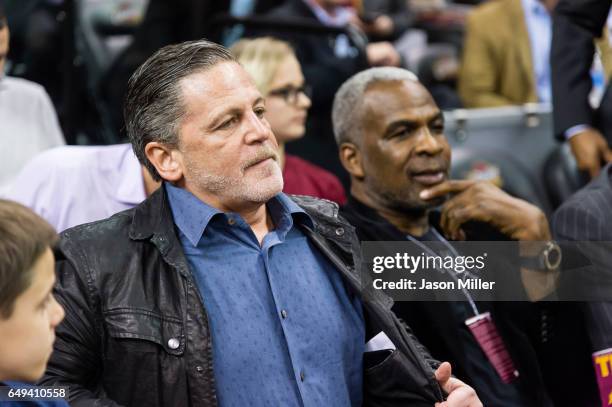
top-left (0, 199), bottom-right (64, 382)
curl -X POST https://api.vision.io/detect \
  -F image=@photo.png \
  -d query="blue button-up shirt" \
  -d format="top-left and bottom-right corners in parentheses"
top-left (166, 183), bottom-right (364, 407)
top-left (521, 0), bottom-right (552, 103)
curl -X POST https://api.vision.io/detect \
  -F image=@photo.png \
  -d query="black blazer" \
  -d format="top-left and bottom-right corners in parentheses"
top-left (551, 0), bottom-right (612, 141)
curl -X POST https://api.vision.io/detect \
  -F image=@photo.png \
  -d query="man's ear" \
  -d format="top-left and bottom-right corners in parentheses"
top-left (339, 142), bottom-right (365, 179)
top-left (144, 141), bottom-right (184, 182)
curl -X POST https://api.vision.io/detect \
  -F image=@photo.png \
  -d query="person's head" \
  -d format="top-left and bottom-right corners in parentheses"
top-left (0, 200), bottom-right (64, 383)
top-left (231, 37), bottom-right (311, 146)
top-left (333, 67), bottom-right (451, 214)
top-left (0, 0), bottom-right (9, 77)
top-left (124, 39), bottom-right (283, 212)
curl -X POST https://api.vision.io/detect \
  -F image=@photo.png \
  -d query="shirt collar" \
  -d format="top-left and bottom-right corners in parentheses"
top-left (165, 182), bottom-right (312, 246)
top-left (522, 0), bottom-right (548, 17)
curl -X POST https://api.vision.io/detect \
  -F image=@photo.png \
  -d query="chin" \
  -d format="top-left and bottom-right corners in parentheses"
top-left (418, 195), bottom-right (447, 209)
top-left (241, 171), bottom-right (284, 203)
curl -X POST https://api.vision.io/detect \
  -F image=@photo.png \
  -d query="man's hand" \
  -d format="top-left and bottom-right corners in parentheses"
top-left (350, 14), bottom-right (394, 37)
top-left (421, 180), bottom-right (558, 300)
top-left (420, 180), bottom-right (551, 241)
top-left (569, 128), bottom-right (612, 179)
top-left (434, 362), bottom-right (482, 407)
top-left (366, 42), bottom-right (401, 67)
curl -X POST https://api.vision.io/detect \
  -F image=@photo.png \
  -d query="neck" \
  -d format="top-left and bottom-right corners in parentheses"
top-left (142, 167), bottom-right (161, 197)
top-left (235, 203), bottom-right (274, 245)
top-left (351, 183), bottom-right (431, 237)
top-left (181, 181), bottom-right (274, 245)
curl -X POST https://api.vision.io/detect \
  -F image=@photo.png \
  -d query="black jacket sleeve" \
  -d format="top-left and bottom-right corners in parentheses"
top-left (39, 250), bottom-right (123, 407)
top-left (551, 0), bottom-right (612, 139)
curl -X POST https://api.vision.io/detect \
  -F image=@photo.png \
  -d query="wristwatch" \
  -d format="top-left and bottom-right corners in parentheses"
top-left (520, 241), bottom-right (562, 271)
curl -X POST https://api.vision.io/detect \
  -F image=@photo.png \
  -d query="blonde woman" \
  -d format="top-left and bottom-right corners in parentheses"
top-left (231, 37), bottom-right (346, 204)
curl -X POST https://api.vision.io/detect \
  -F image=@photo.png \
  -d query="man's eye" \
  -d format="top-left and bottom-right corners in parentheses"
top-left (254, 108), bottom-right (266, 118)
top-left (219, 117), bottom-right (237, 129)
top-left (432, 124), bottom-right (445, 133)
top-left (390, 129), bottom-right (410, 139)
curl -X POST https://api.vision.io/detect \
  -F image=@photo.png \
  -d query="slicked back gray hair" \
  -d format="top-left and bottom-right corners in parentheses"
top-left (332, 67), bottom-right (418, 146)
top-left (124, 39), bottom-right (236, 181)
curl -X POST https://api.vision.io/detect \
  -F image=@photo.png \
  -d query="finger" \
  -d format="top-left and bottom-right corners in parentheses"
top-left (443, 207), bottom-right (472, 240)
top-left (420, 180), bottom-right (475, 200)
top-left (434, 361), bottom-right (452, 385)
top-left (440, 376), bottom-right (466, 395)
top-left (602, 147), bottom-right (612, 163)
top-left (440, 197), bottom-right (464, 239)
top-left (441, 197), bottom-right (476, 239)
top-left (588, 162), bottom-right (600, 179)
top-left (445, 385), bottom-right (481, 407)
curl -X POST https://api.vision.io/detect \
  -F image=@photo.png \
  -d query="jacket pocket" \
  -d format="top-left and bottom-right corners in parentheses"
top-left (101, 309), bottom-right (187, 406)
top-left (363, 349), bottom-right (437, 407)
top-left (103, 308), bottom-right (185, 355)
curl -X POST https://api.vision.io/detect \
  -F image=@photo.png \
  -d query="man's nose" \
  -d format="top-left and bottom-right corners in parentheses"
top-left (244, 111), bottom-right (273, 144)
top-left (414, 127), bottom-right (444, 156)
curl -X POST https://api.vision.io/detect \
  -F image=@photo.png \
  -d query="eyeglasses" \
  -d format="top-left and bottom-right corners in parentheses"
top-left (268, 84), bottom-right (312, 105)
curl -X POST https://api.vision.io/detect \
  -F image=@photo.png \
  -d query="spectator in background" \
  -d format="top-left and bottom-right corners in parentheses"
top-left (459, 0), bottom-right (556, 107)
top-left (552, 163), bottom-right (612, 404)
top-left (0, 199), bottom-right (67, 406)
top-left (259, 0), bottom-right (401, 186)
top-left (552, 0), bottom-right (612, 179)
top-left (459, 0), bottom-right (612, 108)
top-left (0, 1), bottom-right (64, 195)
top-left (5, 144), bottom-right (160, 232)
top-left (231, 37), bottom-right (346, 204)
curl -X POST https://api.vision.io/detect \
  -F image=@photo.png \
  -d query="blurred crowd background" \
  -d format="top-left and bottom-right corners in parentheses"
top-left (2, 0), bottom-right (605, 219)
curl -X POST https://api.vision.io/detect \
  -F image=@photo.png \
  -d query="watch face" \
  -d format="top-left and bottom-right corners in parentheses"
top-left (544, 242), bottom-right (562, 270)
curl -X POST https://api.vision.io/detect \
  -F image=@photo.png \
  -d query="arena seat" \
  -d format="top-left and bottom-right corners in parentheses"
top-left (542, 143), bottom-right (585, 210)
top-left (444, 104), bottom-right (564, 215)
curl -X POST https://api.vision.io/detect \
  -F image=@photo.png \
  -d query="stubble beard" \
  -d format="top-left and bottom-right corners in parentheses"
top-left (185, 151), bottom-right (284, 204)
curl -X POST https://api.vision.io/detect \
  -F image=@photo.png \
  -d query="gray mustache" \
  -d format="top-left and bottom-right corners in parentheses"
top-left (242, 148), bottom-right (279, 171)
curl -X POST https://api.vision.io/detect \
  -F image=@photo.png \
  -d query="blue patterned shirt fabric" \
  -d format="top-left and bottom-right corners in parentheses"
top-left (165, 183), bottom-right (365, 407)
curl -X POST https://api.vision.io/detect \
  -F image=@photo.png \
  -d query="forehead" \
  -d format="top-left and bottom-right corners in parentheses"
top-left (362, 80), bottom-right (440, 127)
top-left (275, 56), bottom-right (301, 78)
top-left (19, 248), bottom-right (55, 304)
top-left (179, 62), bottom-right (261, 110)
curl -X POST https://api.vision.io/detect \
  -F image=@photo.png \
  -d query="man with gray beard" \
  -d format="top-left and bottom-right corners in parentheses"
top-left (40, 40), bottom-right (481, 407)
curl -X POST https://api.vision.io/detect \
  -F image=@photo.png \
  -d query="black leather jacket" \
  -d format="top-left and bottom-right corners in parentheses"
top-left (41, 187), bottom-right (444, 406)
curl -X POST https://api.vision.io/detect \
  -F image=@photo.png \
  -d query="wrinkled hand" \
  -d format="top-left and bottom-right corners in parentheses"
top-left (420, 180), bottom-right (551, 241)
top-left (434, 362), bottom-right (482, 407)
top-left (569, 128), bottom-right (612, 179)
top-left (366, 42), bottom-right (401, 67)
